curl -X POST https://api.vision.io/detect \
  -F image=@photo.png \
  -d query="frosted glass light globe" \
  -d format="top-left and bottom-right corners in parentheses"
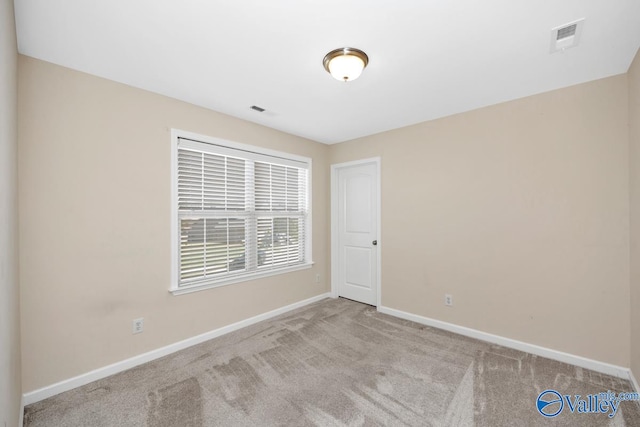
top-left (323, 48), bottom-right (369, 82)
top-left (328, 54), bottom-right (365, 82)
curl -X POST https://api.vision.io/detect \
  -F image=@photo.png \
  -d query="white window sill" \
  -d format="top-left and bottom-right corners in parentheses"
top-left (170, 262), bottom-right (314, 296)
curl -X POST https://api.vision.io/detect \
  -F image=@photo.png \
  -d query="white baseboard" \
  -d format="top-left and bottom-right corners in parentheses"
top-left (22, 293), bottom-right (331, 406)
top-left (377, 305), bottom-right (631, 380)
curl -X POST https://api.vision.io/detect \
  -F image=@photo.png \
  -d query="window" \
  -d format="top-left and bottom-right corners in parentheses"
top-left (171, 130), bottom-right (312, 294)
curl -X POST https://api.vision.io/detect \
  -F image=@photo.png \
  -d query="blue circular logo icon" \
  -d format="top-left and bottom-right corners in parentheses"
top-left (537, 390), bottom-right (564, 417)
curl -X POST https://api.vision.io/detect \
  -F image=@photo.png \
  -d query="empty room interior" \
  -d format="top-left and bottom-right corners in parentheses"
top-left (3, 0), bottom-right (640, 425)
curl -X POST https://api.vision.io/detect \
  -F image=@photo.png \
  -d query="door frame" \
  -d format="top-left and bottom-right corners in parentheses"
top-left (330, 157), bottom-right (381, 307)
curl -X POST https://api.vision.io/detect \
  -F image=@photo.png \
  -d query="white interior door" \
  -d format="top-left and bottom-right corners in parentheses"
top-left (333, 160), bottom-right (379, 306)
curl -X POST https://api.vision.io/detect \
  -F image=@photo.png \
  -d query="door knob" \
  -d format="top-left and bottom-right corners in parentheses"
top-left (372, 240), bottom-right (377, 246)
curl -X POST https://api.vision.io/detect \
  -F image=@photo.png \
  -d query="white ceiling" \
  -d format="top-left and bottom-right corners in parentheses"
top-left (13, 0), bottom-right (640, 144)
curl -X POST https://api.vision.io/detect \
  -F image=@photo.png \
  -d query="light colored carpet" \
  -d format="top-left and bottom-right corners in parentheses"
top-left (24, 298), bottom-right (640, 426)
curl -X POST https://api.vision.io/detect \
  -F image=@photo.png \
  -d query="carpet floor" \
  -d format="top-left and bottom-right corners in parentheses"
top-left (24, 297), bottom-right (640, 426)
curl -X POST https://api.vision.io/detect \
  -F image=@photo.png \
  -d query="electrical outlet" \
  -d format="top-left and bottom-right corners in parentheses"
top-left (315, 273), bottom-right (321, 283)
top-left (132, 318), bottom-right (144, 334)
top-left (445, 294), bottom-right (453, 307)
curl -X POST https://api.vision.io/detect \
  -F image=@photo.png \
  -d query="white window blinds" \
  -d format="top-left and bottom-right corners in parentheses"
top-left (174, 136), bottom-right (310, 291)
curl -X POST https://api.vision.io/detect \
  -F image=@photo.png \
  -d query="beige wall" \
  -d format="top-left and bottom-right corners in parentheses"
top-left (330, 75), bottom-right (631, 367)
top-left (0, 0), bottom-right (21, 424)
top-left (18, 56), bottom-right (330, 393)
top-left (630, 48), bottom-right (640, 380)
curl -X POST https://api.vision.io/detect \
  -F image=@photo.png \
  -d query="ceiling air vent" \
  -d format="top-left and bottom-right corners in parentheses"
top-left (557, 24), bottom-right (577, 40)
top-left (550, 19), bottom-right (585, 53)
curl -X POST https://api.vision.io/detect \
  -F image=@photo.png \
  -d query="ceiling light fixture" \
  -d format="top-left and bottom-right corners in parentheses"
top-left (323, 47), bottom-right (369, 82)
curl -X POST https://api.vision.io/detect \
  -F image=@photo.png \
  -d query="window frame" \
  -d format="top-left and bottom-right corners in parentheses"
top-left (170, 129), bottom-right (313, 295)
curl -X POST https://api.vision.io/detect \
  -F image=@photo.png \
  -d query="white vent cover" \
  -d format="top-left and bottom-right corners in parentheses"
top-left (550, 19), bottom-right (585, 53)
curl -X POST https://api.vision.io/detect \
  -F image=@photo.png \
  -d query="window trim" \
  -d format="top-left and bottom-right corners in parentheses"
top-left (170, 129), bottom-right (313, 295)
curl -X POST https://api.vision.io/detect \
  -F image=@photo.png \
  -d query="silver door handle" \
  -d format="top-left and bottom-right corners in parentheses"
top-left (372, 240), bottom-right (377, 246)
